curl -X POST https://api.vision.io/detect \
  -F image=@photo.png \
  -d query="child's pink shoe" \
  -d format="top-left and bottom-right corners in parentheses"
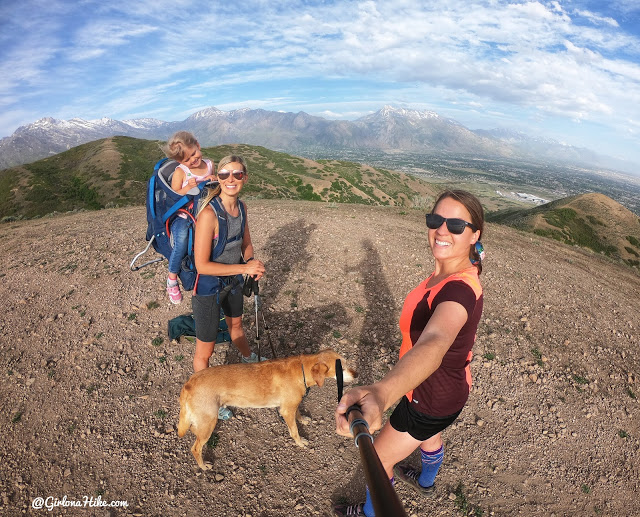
top-left (167, 280), bottom-right (182, 304)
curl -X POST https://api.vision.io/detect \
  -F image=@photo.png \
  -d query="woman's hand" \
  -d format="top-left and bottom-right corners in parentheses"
top-left (244, 259), bottom-right (265, 280)
top-left (335, 384), bottom-right (387, 436)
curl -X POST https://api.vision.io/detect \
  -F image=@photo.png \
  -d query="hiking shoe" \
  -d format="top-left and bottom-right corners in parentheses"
top-left (218, 407), bottom-right (233, 420)
top-left (393, 465), bottom-right (436, 497)
top-left (242, 352), bottom-right (268, 363)
top-left (333, 503), bottom-right (367, 516)
top-left (166, 281), bottom-right (182, 304)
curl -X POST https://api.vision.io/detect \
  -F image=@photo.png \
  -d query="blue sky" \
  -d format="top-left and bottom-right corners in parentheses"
top-left (1, 0), bottom-right (640, 166)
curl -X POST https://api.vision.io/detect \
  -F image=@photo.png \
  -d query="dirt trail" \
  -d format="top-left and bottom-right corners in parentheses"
top-left (0, 201), bottom-right (639, 516)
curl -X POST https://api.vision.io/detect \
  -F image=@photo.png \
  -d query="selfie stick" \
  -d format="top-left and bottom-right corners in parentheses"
top-left (335, 361), bottom-right (407, 517)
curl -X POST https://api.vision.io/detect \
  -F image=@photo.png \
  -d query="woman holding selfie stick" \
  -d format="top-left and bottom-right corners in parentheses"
top-left (334, 190), bottom-right (485, 517)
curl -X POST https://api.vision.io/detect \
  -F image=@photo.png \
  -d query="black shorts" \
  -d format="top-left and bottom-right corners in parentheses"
top-left (192, 287), bottom-right (244, 343)
top-left (389, 396), bottom-right (462, 441)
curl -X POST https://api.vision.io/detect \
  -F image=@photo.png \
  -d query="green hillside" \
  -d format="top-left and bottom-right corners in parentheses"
top-left (0, 137), bottom-right (437, 220)
top-left (487, 192), bottom-right (640, 267)
top-left (3, 137), bottom-right (638, 271)
top-left (0, 137), bottom-right (162, 219)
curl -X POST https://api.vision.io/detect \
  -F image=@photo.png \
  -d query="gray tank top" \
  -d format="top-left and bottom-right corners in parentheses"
top-left (214, 210), bottom-right (243, 265)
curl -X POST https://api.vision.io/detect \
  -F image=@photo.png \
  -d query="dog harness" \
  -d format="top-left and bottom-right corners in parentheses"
top-left (301, 363), bottom-right (310, 396)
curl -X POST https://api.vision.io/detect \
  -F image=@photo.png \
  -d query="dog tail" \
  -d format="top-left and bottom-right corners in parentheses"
top-left (177, 386), bottom-right (191, 437)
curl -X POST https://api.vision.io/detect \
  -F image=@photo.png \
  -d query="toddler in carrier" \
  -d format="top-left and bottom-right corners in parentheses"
top-left (161, 131), bottom-right (214, 304)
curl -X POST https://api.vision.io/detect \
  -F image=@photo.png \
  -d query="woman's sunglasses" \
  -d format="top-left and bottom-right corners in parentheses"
top-left (217, 169), bottom-right (245, 181)
top-left (425, 213), bottom-right (478, 234)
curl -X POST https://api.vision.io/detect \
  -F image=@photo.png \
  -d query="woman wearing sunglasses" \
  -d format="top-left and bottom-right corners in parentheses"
top-left (334, 190), bottom-right (485, 517)
top-left (191, 155), bottom-right (266, 415)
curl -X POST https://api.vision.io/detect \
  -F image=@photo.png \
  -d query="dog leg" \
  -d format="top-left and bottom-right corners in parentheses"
top-left (279, 405), bottom-right (308, 447)
top-left (296, 408), bottom-right (311, 426)
top-left (190, 414), bottom-right (218, 470)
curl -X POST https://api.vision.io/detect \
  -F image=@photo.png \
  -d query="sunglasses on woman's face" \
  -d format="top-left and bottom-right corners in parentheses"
top-left (217, 169), bottom-right (245, 180)
top-left (425, 213), bottom-right (478, 234)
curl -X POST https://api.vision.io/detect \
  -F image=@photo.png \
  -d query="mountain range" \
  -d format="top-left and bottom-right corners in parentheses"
top-left (2, 135), bottom-right (638, 268)
top-left (1, 106), bottom-right (634, 173)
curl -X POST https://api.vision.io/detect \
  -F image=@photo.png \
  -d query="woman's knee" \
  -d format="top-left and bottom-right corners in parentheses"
top-left (421, 433), bottom-right (443, 451)
top-left (227, 316), bottom-right (244, 333)
top-left (194, 340), bottom-right (214, 359)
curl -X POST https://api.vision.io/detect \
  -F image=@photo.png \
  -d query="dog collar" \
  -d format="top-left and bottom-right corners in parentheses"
top-left (301, 363), bottom-right (310, 396)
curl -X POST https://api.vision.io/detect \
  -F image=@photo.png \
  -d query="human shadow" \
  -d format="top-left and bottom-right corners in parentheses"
top-left (234, 219), bottom-right (351, 360)
top-left (329, 238), bottom-right (399, 509)
top-left (346, 238), bottom-right (399, 385)
top-left (219, 219), bottom-right (351, 448)
top-left (261, 219), bottom-right (316, 302)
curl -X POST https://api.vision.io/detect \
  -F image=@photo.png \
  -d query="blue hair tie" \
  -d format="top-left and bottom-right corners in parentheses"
top-left (471, 241), bottom-right (485, 265)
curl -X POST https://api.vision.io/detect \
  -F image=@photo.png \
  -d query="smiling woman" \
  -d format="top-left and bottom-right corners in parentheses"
top-left (334, 189), bottom-right (485, 517)
top-left (190, 155), bottom-right (267, 414)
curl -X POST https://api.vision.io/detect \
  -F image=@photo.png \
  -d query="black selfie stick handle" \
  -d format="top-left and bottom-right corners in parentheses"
top-left (336, 359), bottom-right (344, 402)
top-left (345, 405), bottom-right (408, 517)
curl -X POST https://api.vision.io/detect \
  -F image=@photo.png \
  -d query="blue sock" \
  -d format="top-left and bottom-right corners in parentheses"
top-left (362, 477), bottom-right (394, 517)
top-left (419, 445), bottom-right (444, 487)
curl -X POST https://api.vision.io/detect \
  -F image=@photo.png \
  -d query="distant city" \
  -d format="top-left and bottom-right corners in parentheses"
top-left (301, 147), bottom-right (640, 215)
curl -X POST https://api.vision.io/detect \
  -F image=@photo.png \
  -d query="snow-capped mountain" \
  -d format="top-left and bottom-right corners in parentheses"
top-left (359, 105), bottom-right (442, 122)
top-left (1, 116), bottom-right (172, 168)
top-left (0, 106), bottom-right (631, 172)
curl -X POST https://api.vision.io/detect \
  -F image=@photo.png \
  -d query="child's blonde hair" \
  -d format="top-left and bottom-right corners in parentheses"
top-left (161, 131), bottom-right (199, 162)
top-left (196, 155), bottom-right (248, 218)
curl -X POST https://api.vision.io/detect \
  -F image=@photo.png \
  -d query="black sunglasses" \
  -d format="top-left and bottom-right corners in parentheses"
top-left (426, 213), bottom-right (478, 234)
top-left (217, 168), bottom-right (245, 180)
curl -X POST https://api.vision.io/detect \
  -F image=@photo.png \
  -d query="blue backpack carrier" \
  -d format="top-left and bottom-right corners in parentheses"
top-left (130, 158), bottom-right (246, 293)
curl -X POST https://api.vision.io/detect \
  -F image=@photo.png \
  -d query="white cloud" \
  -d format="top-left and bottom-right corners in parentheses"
top-left (574, 9), bottom-right (619, 27)
top-left (1, 0), bottom-right (640, 163)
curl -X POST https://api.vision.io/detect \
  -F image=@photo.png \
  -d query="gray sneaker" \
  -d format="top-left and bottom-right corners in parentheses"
top-left (393, 465), bottom-right (436, 497)
top-left (242, 352), bottom-right (268, 363)
top-left (333, 503), bottom-right (367, 516)
top-left (218, 407), bottom-right (233, 420)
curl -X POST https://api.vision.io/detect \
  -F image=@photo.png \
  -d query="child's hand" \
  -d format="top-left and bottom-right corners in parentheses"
top-left (199, 175), bottom-right (215, 184)
top-left (187, 177), bottom-right (198, 188)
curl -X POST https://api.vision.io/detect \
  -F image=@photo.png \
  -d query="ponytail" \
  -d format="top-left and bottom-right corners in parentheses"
top-left (196, 183), bottom-right (222, 218)
top-left (470, 241), bottom-right (485, 275)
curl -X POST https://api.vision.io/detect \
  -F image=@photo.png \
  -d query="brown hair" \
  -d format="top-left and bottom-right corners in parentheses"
top-left (196, 155), bottom-right (248, 218)
top-left (161, 131), bottom-right (199, 162)
top-left (432, 190), bottom-right (485, 274)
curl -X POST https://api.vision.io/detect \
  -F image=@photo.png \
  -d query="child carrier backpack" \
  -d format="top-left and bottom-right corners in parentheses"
top-left (130, 158), bottom-right (206, 290)
top-left (130, 158), bottom-right (246, 293)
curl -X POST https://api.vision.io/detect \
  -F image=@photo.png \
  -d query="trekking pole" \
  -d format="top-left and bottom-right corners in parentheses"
top-left (335, 361), bottom-right (407, 517)
top-left (253, 281), bottom-right (277, 359)
top-left (253, 279), bottom-right (261, 361)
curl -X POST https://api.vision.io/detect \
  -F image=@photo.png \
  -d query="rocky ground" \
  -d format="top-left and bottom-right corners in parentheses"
top-left (0, 200), bottom-right (639, 517)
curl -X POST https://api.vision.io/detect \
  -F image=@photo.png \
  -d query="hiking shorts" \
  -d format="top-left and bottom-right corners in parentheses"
top-left (389, 396), bottom-right (462, 441)
top-left (192, 288), bottom-right (243, 343)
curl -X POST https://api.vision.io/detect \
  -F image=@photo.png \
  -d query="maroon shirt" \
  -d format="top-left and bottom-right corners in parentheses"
top-left (398, 268), bottom-right (483, 416)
